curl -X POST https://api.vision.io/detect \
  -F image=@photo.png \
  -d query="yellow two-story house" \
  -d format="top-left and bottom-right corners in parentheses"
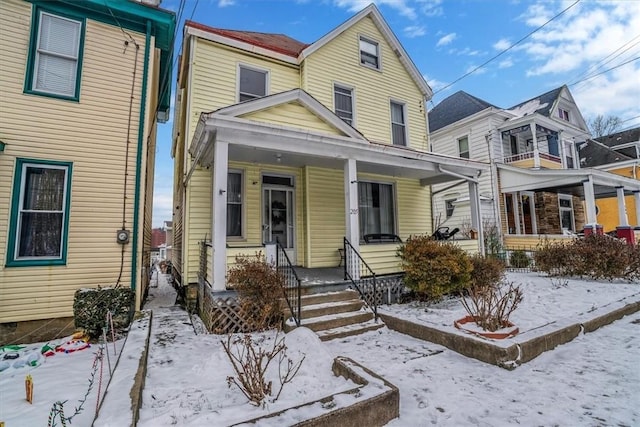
top-left (0, 0), bottom-right (175, 343)
top-left (172, 4), bottom-right (487, 298)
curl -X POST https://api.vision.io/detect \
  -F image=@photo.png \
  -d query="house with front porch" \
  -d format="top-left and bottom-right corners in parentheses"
top-left (171, 4), bottom-right (487, 327)
top-left (429, 86), bottom-right (640, 250)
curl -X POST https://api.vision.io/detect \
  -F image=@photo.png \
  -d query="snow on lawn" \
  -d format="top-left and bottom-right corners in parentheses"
top-left (381, 272), bottom-right (640, 334)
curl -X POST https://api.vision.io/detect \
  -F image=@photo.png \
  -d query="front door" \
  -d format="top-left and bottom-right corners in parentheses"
top-left (262, 177), bottom-right (295, 263)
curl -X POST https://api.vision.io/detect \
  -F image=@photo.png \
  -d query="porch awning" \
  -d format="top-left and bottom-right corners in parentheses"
top-left (188, 89), bottom-right (488, 186)
top-left (497, 163), bottom-right (640, 197)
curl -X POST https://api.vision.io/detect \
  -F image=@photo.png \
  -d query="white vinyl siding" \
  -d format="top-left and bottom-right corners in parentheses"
top-left (390, 101), bottom-right (406, 146)
top-left (334, 84), bottom-right (354, 125)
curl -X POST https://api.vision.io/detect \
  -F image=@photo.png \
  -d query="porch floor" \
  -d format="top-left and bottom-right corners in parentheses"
top-left (295, 267), bottom-right (351, 295)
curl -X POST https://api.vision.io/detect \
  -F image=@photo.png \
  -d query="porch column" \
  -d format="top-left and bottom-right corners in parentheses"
top-left (635, 191), bottom-right (640, 226)
top-left (344, 159), bottom-right (360, 279)
top-left (558, 130), bottom-right (565, 168)
top-left (531, 121), bottom-right (540, 168)
top-left (468, 181), bottom-right (485, 255)
top-left (582, 176), bottom-right (601, 236)
top-left (211, 140), bottom-right (229, 291)
top-left (616, 187), bottom-right (629, 226)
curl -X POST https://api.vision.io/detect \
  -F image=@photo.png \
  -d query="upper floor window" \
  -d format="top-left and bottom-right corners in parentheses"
top-left (558, 108), bottom-right (570, 121)
top-left (359, 37), bottom-right (380, 69)
top-left (238, 65), bottom-right (267, 102)
top-left (334, 85), bottom-right (354, 125)
top-left (227, 171), bottom-right (243, 237)
top-left (25, 9), bottom-right (85, 100)
top-left (458, 136), bottom-right (470, 159)
top-left (390, 101), bottom-right (406, 146)
top-left (7, 159), bottom-right (73, 266)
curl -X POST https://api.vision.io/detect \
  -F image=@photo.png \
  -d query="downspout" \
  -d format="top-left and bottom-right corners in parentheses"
top-left (131, 21), bottom-right (152, 294)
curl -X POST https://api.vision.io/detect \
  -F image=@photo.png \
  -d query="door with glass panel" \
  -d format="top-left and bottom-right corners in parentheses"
top-left (262, 175), bottom-right (295, 263)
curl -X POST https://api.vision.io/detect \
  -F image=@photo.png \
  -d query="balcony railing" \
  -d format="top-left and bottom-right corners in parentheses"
top-left (503, 151), bottom-right (562, 165)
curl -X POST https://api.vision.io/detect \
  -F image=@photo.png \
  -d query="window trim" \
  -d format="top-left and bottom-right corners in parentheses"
top-left (24, 5), bottom-right (86, 102)
top-left (236, 63), bottom-right (269, 103)
top-left (226, 169), bottom-right (245, 240)
top-left (6, 158), bottom-right (73, 267)
top-left (333, 83), bottom-right (355, 126)
top-left (558, 108), bottom-right (570, 121)
top-left (358, 179), bottom-right (398, 239)
top-left (457, 135), bottom-right (470, 159)
top-left (359, 36), bottom-right (381, 71)
top-left (390, 100), bottom-right (407, 146)
top-left (558, 194), bottom-right (576, 232)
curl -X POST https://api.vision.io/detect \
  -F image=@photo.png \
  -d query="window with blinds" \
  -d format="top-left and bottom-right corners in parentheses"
top-left (27, 10), bottom-right (83, 99)
top-left (390, 101), bottom-right (406, 146)
top-left (334, 85), bottom-right (354, 125)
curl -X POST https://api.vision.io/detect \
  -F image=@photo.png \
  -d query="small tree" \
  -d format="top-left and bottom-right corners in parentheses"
top-left (588, 114), bottom-right (622, 138)
top-left (483, 221), bottom-right (504, 260)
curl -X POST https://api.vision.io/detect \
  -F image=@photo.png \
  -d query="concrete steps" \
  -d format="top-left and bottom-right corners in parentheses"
top-left (284, 289), bottom-right (384, 340)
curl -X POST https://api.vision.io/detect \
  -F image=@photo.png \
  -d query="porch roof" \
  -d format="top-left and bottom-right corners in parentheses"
top-left (497, 163), bottom-right (640, 197)
top-left (189, 89), bottom-right (488, 186)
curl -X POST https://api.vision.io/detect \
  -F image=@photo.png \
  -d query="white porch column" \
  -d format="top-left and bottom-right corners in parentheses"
top-left (616, 186), bottom-right (629, 227)
top-left (558, 130), bottom-right (565, 167)
top-left (211, 140), bottom-right (229, 291)
top-left (634, 191), bottom-right (640, 226)
top-left (582, 176), bottom-right (597, 225)
top-left (344, 159), bottom-right (360, 279)
top-left (531, 122), bottom-right (540, 168)
top-left (468, 181), bottom-right (485, 255)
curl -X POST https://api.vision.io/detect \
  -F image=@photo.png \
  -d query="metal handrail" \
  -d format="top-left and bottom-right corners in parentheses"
top-left (343, 237), bottom-right (378, 321)
top-left (275, 240), bottom-right (301, 327)
top-left (199, 240), bottom-right (212, 286)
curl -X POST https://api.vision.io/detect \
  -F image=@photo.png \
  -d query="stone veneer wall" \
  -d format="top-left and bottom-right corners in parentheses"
top-left (535, 192), bottom-right (585, 234)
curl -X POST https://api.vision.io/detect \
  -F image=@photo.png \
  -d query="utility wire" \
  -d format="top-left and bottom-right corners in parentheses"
top-left (433, 0), bottom-right (582, 95)
top-left (570, 56), bottom-right (640, 86)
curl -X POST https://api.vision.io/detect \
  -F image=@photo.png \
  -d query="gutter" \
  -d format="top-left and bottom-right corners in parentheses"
top-left (131, 21), bottom-right (152, 294)
top-left (438, 165), bottom-right (480, 184)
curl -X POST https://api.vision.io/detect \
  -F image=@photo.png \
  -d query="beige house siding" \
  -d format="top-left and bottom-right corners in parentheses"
top-left (0, 1), bottom-right (153, 322)
top-left (241, 102), bottom-right (345, 135)
top-left (302, 16), bottom-right (427, 151)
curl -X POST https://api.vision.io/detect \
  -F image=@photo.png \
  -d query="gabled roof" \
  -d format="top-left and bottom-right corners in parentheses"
top-left (428, 91), bottom-right (496, 132)
top-left (577, 139), bottom-right (634, 168)
top-left (595, 127), bottom-right (640, 159)
top-left (507, 86), bottom-right (563, 118)
top-left (184, 21), bottom-right (308, 58)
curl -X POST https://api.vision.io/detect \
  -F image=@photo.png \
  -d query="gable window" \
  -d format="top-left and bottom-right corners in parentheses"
top-left (445, 199), bottom-right (455, 218)
top-left (558, 108), bottom-right (570, 121)
top-left (558, 195), bottom-right (575, 232)
top-left (359, 181), bottom-right (395, 236)
top-left (334, 85), bottom-right (354, 125)
top-left (390, 101), bottom-right (406, 146)
top-left (25, 9), bottom-right (84, 100)
top-left (359, 37), bottom-right (380, 69)
top-left (7, 159), bottom-right (72, 266)
top-left (238, 65), bottom-right (267, 102)
top-left (458, 136), bottom-right (470, 159)
top-left (227, 171), bottom-right (243, 237)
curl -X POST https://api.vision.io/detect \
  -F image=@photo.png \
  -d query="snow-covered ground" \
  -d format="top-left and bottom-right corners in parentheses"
top-left (1, 271), bottom-right (638, 426)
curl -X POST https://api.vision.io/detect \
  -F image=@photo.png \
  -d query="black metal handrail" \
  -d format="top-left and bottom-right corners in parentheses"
top-left (199, 240), bottom-right (212, 286)
top-left (275, 240), bottom-right (301, 327)
top-left (343, 237), bottom-right (378, 321)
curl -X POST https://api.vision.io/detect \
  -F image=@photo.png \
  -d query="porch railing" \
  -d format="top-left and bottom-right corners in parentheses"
top-left (343, 237), bottom-right (378, 321)
top-left (276, 240), bottom-right (301, 327)
top-left (503, 151), bottom-right (561, 164)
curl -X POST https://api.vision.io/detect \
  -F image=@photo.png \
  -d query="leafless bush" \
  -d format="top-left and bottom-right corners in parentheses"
top-left (222, 332), bottom-right (305, 407)
top-left (550, 278), bottom-right (569, 289)
top-left (460, 282), bottom-right (523, 332)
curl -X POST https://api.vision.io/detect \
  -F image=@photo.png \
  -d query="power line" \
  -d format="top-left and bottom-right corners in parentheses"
top-left (433, 0), bottom-right (582, 95)
top-left (569, 56), bottom-right (640, 86)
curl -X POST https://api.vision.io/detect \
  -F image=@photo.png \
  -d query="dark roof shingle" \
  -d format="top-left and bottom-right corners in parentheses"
top-left (595, 127), bottom-right (640, 159)
top-left (507, 86), bottom-right (564, 118)
top-left (428, 91), bottom-right (496, 132)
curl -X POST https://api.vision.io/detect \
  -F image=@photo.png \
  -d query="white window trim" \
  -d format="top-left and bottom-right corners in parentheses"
top-left (558, 194), bottom-right (576, 232)
top-left (457, 135), bottom-right (470, 159)
top-left (389, 99), bottom-right (407, 147)
top-left (333, 82), bottom-right (356, 127)
top-left (227, 169), bottom-right (245, 240)
top-left (504, 193), bottom-right (521, 235)
top-left (358, 35), bottom-right (382, 71)
top-left (236, 63), bottom-right (270, 103)
top-left (16, 163), bottom-right (69, 260)
top-left (357, 179), bottom-right (398, 237)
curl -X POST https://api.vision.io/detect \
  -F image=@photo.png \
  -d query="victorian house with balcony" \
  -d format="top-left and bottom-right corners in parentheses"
top-left (429, 86), bottom-right (640, 249)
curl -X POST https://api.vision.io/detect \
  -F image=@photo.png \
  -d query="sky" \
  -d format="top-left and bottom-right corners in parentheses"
top-left (152, 0), bottom-right (640, 227)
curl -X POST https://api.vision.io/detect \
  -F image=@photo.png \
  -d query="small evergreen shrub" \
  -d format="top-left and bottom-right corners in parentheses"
top-left (73, 287), bottom-right (135, 339)
top-left (509, 250), bottom-right (531, 269)
top-left (398, 235), bottom-right (472, 301)
top-left (227, 254), bottom-right (285, 330)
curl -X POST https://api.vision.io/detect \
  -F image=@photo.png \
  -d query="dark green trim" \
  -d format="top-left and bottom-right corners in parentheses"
top-left (26, 0), bottom-right (176, 118)
top-left (6, 158), bottom-right (73, 268)
top-left (0, 141), bottom-right (5, 152)
top-left (131, 21), bottom-right (152, 292)
top-left (23, 5), bottom-right (86, 102)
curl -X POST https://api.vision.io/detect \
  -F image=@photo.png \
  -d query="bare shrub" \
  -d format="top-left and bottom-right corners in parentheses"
top-left (227, 254), bottom-right (285, 330)
top-left (509, 250), bottom-right (531, 269)
top-left (460, 282), bottom-right (523, 332)
top-left (222, 332), bottom-right (305, 407)
top-left (470, 254), bottom-right (505, 289)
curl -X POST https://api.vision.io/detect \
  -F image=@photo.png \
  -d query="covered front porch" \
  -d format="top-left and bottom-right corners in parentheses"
top-left (189, 89), bottom-right (488, 291)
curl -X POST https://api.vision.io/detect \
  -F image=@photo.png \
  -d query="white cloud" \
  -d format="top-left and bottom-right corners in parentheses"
top-left (436, 32), bottom-right (456, 47)
top-left (464, 64), bottom-right (486, 75)
top-left (418, 0), bottom-right (443, 17)
top-left (493, 38), bottom-right (511, 51)
top-left (404, 25), bottom-right (426, 38)
top-left (450, 47), bottom-right (482, 56)
top-left (218, 0), bottom-right (235, 7)
top-left (519, 2), bottom-right (553, 26)
top-left (498, 58), bottom-right (514, 69)
top-left (333, 0), bottom-right (416, 20)
top-left (424, 74), bottom-right (448, 91)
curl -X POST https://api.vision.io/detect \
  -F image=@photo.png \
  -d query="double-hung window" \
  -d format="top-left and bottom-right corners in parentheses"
top-left (26, 8), bottom-right (84, 100)
top-left (334, 85), bottom-right (354, 125)
top-left (7, 159), bottom-right (73, 266)
top-left (227, 172), bottom-right (243, 237)
top-left (358, 181), bottom-right (395, 237)
top-left (558, 195), bottom-right (575, 232)
top-left (445, 199), bottom-right (455, 218)
top-left (238, 65), bottom-right (267, 102)
top-left (359, 37), bottom-right (380, 69)
top-left (458, 136), bottom-right (470, 159)
top-left (558, 108), bottom-right (570, 121)
top-left (390, 101), bottom-right (406, 146)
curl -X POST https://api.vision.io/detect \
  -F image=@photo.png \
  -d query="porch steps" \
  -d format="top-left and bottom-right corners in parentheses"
top-left (284, 289), bottom-right (384, 341)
